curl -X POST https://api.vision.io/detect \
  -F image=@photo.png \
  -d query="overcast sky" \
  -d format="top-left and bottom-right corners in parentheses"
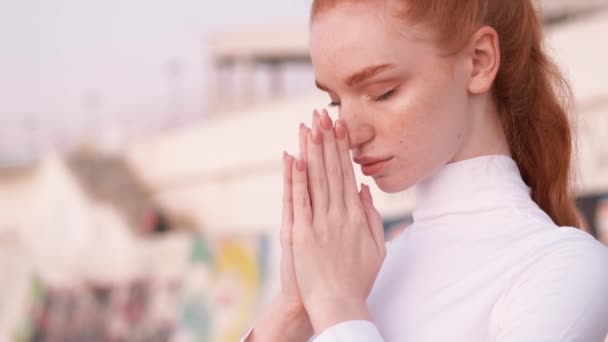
top-left (0, 0), bottom-right (312, 137)
top-left (2, 0), bottom-right (605, 146)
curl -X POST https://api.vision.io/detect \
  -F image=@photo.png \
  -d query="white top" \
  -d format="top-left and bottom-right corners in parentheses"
top-left (245, 155), bottom-right (608, 341)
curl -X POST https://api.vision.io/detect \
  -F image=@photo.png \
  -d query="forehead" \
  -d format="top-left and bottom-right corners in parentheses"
top-left (309, 2), bottom-right (436, 82)
top-left (310, 3), bottom-right (396, 63)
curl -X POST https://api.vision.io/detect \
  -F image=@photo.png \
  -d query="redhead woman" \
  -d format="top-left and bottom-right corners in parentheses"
top-left (243, 0), bottom-right (608, 341)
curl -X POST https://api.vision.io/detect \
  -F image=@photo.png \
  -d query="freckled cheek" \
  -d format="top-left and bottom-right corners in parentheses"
top-left (385, 94), bottom-right (431, 141)
top-left (381, 97), bottom-right (445, 173)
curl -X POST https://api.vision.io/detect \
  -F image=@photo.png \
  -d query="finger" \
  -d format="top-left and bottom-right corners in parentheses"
top-left (299, 123), bottom-right (309, 162)
top-left (335, 119), bottom-right (360, 209)
top-left (281, 152), bottom-right (295, 248)
top-left (299, 123), bottom-right (312, 206)
top-left (292, 155), bottom-right (312, 225)
top-left (280, 153), bottom-right (297, 293)
top-left (307, 110), bottom-right (329, 214)
top-left (319, 109), bottom-right (344, 211)
top-left (360, 183), bottom-right (386, 254)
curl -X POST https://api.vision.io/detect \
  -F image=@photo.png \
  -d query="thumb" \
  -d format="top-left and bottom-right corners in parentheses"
top-left (359, 183), bottom-right (385, 253)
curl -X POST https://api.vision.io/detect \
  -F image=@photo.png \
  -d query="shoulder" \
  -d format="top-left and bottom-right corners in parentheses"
top-left (533, 226), bottom-right (608, 264)
top-left (518, 226), bottom-right (608, 283)
top-left (495, 228), bottom-right (608, 341)
top-left (503, 226), bottom-right (608, 317)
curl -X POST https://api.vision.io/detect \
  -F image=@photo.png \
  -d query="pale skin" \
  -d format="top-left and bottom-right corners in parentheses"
top-left (248, 1), bottom-right (511, 340)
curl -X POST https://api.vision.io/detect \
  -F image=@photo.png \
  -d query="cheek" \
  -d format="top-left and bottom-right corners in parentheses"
top-left (383, 82), bottom-right (445, 149)
top-left (378, 75), bottom-right (469, 184)
top-left (411, 74), bottom-right (469, 146)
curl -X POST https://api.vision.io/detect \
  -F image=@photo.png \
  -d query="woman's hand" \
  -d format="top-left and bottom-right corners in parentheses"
top-left (290, 109), bottom-right (386, 334)
top-left (275, 124), bottom-right (315, 327)
top-left (246, 127), bottom-right (314, 342)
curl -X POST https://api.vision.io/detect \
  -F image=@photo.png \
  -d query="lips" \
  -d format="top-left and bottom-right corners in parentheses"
top-left (353, 156), bottom-right (389, 165)
top-left (354, 156), bottom-right (393, 176)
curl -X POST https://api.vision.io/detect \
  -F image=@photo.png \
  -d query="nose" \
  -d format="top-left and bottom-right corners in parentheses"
top-left (339, 107), bottom-right (375, 149)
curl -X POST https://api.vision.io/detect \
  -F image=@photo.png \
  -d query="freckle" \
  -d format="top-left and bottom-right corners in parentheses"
top-left (399, 140), bottom-right (404, 144)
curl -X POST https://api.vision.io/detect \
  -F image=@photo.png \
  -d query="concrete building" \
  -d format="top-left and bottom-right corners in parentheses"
top-left (547, 10), bottom-right (608, 197)
top-left (127, 6), bottom-right (608, 237)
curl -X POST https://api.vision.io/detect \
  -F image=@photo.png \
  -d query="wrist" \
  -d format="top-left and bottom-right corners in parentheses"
top-left (275, 293), bottom-right (307, 318)
top-left (307, 297), bottom-right (372, 335)
top-left (277, 295), bottom-right (314, 339)
top-left (249, 295), bottom-right (313, 342)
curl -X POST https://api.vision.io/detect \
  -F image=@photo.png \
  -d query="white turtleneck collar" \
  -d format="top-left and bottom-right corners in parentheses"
top-left (412, 155), bottom-right (545, 223)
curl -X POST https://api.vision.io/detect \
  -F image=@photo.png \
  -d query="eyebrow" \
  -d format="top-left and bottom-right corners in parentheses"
top-left (315, 63), bottom-right (396, 92)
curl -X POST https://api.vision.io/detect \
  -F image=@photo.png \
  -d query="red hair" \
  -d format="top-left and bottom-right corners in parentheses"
top-left (311, 0), bottom-right (581, 228)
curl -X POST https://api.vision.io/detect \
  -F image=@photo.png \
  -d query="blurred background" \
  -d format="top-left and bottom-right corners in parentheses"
top-left (1, 0), bottom-right (607, 341)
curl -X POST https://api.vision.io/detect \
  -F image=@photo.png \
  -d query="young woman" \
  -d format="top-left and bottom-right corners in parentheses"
top-left (244, 0), bottom-right (608, 341)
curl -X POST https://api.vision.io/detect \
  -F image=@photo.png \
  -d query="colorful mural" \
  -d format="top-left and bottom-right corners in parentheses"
top-left (176, 235), bottom-right (269, 342)
top-left (10, 234), bottom-right (270, 342)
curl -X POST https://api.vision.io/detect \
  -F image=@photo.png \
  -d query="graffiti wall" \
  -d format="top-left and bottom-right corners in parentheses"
top-left (7, 234), bottom-right (270, 342)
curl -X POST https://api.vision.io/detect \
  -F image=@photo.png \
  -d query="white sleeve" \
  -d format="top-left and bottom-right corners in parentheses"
top-left (494, 238), bottom-right (608, 342)
top-left (241, 321), bottom-right (383, 342)
top-left (312, 320), bottom-right (384, 342)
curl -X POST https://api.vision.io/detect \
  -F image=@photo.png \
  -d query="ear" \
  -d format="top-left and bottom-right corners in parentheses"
top-left (467, 26), bottom-right (500, 94)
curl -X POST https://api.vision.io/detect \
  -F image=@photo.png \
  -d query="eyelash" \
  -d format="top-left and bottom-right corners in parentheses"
top-left (376, 89), bottom-right (396, 101)
top-left (328, 89), bottom-right (396, 107)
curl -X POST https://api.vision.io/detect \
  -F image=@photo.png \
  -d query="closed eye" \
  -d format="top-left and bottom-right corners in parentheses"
top-left (375, 89), bottom-right (396, 101)
top-left (328, 88), bottom-right (397, 107)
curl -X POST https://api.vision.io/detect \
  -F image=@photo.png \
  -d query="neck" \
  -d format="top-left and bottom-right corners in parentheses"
top-left (413, 155), bottom-right (551, 224)
top-left (451, 95), bottom-right (510, 163)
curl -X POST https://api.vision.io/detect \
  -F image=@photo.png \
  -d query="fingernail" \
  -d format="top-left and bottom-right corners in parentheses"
top-left (301, 124), bottom-right (310, 142)
top-left (334, 120), bottom-right (346, 140)
top-left (313, 110), bottom-right (321, 124)
top-left (361, 183), bottom-right (371, 202)
top-left (320, 110), bottom-right (333, 130)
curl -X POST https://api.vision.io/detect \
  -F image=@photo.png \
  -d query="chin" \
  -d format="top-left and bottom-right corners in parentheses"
top-left (372, 176), bottom-right (413, 193)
